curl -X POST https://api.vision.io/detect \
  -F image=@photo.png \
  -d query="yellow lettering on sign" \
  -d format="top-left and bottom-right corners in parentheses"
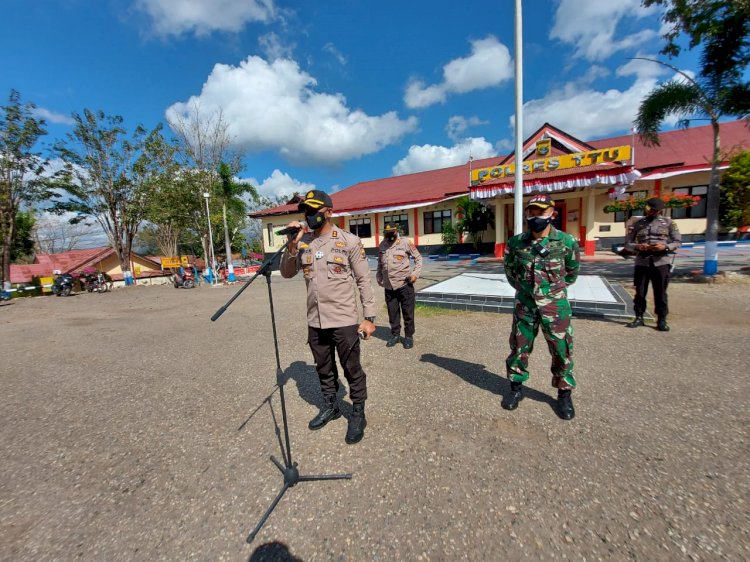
top-left (471, 145), bottom-right (632, 185)
top-left (160, 257), bottom-right (182, 268)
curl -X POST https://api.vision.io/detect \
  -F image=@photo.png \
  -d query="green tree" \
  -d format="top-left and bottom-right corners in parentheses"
top-left (441, 221), bottom-right (457, 254)
top-left (719, 150), bottom-right (750, 232)
top-left (168, 104), bottom-right (241, 274)
top-left (217, 162), bottom-right (258, 278)
top-left (55, 110), bottom-right (168, 284)
top-left (635, 0), bottom-right (750, 274)
top-left (0, 90), bottom-right (57, 289)
top-left (455, 195), bottom-right (494, 251)
top-left (11, 210), bottom-right (36, 263)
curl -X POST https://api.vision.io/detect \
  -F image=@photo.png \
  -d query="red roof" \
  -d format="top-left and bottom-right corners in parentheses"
top-left (9, 247), bottom-right (162, 284)
top-left (250, 120), bottom-right (749, 217)
top-left (588, 120), bottom-right (749, 172)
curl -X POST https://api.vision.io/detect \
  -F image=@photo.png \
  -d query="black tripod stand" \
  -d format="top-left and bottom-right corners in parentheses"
top-left (211, 241), bottom-right (352, 544)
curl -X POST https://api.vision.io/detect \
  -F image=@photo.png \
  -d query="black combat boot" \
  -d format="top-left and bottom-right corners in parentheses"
top-left (345, 402), bottom-right (367, 444)
top-left (657, 317), bottom-right (670, 331)
top-left (626, 316), bottom-right (645, 328)
top-left (386, 335), bottom-right (401, 347)
top-left (501, 381), bottom-right (524, 410)
top-left (557, 389), bottom-right (575, 420)
top-left (308, 395), bottom-right (341, 430)
top-left (402, 336), bottom-right (414, 349)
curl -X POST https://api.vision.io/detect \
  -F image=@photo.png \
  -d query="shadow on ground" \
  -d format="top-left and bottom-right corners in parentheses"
top-left (419, 353), bottom-right (557, 413)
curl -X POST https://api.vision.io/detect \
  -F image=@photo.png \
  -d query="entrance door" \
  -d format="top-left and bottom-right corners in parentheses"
top-left (552, 201), bottom-right (567, 232)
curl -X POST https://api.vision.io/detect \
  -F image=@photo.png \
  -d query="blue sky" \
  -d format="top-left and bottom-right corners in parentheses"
top-left (3, 0), bottom-right (703, 204)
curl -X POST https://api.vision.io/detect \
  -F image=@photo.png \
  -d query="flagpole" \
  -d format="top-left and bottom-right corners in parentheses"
top-left (513, 0), bottom-right (524, 235)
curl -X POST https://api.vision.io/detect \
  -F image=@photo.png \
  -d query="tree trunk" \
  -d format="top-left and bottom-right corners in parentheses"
top-left (704, 119), bottom-right (721, 275)
top-left (222, 203), bottom-right (234, 280)
top-left (1, 216), bottom-right (15, 291)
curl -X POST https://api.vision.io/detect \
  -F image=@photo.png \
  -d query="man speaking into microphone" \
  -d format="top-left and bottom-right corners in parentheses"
top-left (279, 190), bottom-right (376, 444)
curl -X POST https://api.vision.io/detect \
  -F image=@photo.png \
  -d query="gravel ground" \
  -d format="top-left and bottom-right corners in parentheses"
top-left (1, 269), bottom-right (749, 561)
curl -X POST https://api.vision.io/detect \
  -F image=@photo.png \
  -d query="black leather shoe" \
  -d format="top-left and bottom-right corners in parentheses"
top-left (402, 336), bottom-right (414, 349)
top-left (557, 389), bottom-right (575, 420)
top-left (657, 318), bottom-right (670, 331)
top-left (345, 403), bottom-right (367, 444)
top-left (308, 396), bottom-right (341, 430)
top-left (626, 316), bottom-right (645, 328)
top-left (501, 382), bottom-right (523, 410)
top-left (386, 335), bottom-right (400, 347)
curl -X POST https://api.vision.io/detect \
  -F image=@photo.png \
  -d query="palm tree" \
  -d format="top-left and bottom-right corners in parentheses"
top-left (217, 162), bottom-right (258, 281)
top-left (633, 7), bottom-right (749, 275)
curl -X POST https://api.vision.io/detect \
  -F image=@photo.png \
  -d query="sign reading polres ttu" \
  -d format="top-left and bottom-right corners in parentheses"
top-left (471, 145), bottom-right (632, 186)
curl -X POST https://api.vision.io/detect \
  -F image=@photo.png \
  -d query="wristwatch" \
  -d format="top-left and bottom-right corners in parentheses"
top-left (365, 316), bottom-right (376, 323)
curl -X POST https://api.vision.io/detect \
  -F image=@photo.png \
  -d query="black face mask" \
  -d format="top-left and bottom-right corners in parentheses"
top-left (305, 210), bottom-right (327, 230)
top-left (645, 211), bottom-right (658, 221)
top-left (526, 215), bottom-right (552, 233)
top-left (385, 234), bottom-right (397, 242)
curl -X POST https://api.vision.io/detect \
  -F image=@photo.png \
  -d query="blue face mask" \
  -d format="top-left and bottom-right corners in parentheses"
top-left (526, 215), bottom-right (552, 233)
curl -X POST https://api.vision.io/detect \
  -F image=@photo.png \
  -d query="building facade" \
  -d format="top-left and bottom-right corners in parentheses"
top-left (250, 121), bottom-right (748, 257)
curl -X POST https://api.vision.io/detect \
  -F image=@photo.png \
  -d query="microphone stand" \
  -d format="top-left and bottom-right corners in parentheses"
top-left (211, 239), bottom-right (352, 544)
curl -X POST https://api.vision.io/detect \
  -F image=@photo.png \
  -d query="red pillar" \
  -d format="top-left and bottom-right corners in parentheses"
top-left (654, 179), bottom-right (662, 197)
top-left (495, 243), bottom-right (505, 258)
top-left (374, 214), bottom-right (379, 245)
top-left (339, 217), bottom-right (345, 229)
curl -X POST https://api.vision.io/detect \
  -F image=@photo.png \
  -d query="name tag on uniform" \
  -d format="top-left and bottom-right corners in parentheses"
top-left (315, 251), bottom-right (324, 260)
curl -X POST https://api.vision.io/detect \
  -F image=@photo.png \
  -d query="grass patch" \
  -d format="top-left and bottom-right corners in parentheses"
top-left (414, 302), bottom-right (463, 316)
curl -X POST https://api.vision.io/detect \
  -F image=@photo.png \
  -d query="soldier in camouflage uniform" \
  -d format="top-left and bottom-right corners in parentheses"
top-left (502, 194), bottom-right (580, 420)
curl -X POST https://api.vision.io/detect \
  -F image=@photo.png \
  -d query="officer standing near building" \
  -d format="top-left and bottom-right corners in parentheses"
top-left (376, 223), bottom-right (423, 349)
top-left (624, 197), bottom-right (682, 331)
top-left (502, 194), bottom-right (580, 420)
top-left (280, 190), bottom-right (377, 444)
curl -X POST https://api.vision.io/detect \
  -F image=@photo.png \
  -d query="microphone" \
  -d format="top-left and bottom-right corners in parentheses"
top-left (276, 225), bottom-right (302, 236)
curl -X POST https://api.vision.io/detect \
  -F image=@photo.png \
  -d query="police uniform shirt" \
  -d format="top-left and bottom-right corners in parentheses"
top-left (624, 216), bottom-right (682, 267)
top-left (280, 225), bottom-right (376, 329)
top-left (376, 237), bottom-right (423, 290)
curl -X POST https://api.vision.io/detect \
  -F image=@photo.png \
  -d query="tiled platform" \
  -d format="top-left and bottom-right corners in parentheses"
top-left (417, 273), bottom-right (641, 320)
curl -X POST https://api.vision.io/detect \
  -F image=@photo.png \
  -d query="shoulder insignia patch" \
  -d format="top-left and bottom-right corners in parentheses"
top-left (331, 230), bottom-right (338, 238)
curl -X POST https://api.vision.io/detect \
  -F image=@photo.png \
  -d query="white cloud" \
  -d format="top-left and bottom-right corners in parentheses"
top-left (446, 116), bottom-right (488, 142)
top-left (32, 107), bottom-right (74, 125)
top-left (514, 61), bottom-right (683, 140)
top-left (550, 0), bottom-right (658, 61)
top-left (392, 137), bottom-right (495, 176)
top-left (246, 169), bottom-right (316, 200)
top-left (404, 36), bottom-right (513, 109)
top-left (136, 0), bottom-right (276, 37)
top-left (166, 56), bottom-right (418, 165)
top-left (323, 42), bottom-right (347, 66)
top-left (259, 32), bottom-right (294, 61)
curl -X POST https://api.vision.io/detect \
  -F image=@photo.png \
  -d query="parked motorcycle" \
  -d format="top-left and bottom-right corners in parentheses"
top-left (172, 269), bottom-right (196, 289)
top-left (84, 272), bottom-right (110, 293)
top-left (51, 273), bottom-right (75, 297)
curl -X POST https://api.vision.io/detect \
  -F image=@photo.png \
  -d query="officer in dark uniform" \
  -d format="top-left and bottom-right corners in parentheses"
top-left (280, 190), bottom-right (376, 444)
top-left (624, 197), bottom-right (682, 331)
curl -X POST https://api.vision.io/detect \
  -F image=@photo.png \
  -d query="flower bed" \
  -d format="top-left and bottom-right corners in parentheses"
top-left (604, 193), bottom-right (700, 213)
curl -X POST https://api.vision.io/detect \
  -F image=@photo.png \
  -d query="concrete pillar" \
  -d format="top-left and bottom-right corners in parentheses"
top-left (584, 189), bottom-right (597, 255)
top-left (495, 198), bottom-right (506, 257)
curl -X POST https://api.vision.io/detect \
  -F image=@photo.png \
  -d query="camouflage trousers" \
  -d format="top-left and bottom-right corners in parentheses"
top-left (506, 293), bottom-right (576, 390)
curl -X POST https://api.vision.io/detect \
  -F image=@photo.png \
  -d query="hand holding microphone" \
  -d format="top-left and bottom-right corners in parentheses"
top-left (278, 221), bottom-right (306, 253)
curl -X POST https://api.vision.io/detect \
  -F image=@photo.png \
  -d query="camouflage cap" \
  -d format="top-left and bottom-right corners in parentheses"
top-left (526, 193), bottom-right (555, 209)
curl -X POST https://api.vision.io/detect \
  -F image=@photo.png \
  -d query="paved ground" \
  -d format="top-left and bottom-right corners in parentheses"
top-left (1, 260), bottom-right (749, 561)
